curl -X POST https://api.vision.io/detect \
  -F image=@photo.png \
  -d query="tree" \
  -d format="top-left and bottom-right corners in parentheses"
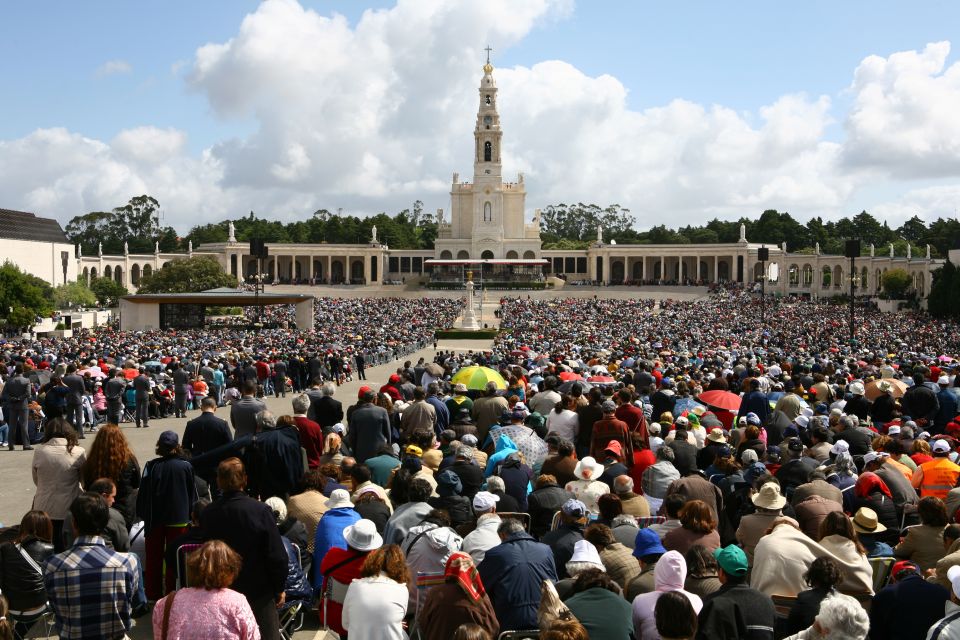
top-left (929, 261), bottom-right (960, 320)
top-left (881, 268), bottom-right (913, 299)
top-left (136, 256), bottom-right (237, 294)
top-left (53, 281), bottom-right (96, 309)
top-left (0, 261), bottom-right (53, 330)
top-left (65, 195), bottom-right (180, 255)
top-left (89, 277), bottom-right (129, 307)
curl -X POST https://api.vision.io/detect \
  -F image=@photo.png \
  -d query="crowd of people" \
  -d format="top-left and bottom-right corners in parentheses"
top-left (4, 289), bottom-right (960, 638)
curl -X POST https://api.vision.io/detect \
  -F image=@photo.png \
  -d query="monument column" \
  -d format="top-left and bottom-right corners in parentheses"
top-left (364, 254), bottom-right (372, 285)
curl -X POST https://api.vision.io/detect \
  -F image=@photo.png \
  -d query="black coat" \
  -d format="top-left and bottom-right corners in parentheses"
top-left (183, 411), bottom-right (233, 460)
top-left (528, 483), bottom-right (574, 539)
top-left (346, 403), bottom-right (391, 464)
top-left (243, 426), bottom-right (304, 499)
top-left (668, 439), bottom-right (699, 476)
top-left (201, 491), bottom-right (288, 600)
top-left (429, 495), bottom-right (473, 528)
top-left (0, 538), bottom-right (54, 611)
top-left (448, 460), bottom-right (484, 501)
top-left (541, 522), bottom-right (585, 580)
top-left (136, 455), bottom-right (197, 530)
top-left (356, 500), bottom-right (391, 534)
top-left (312, 396), bottom-right (344, 429)
top-left (697, 581), bottom-right (776, 640)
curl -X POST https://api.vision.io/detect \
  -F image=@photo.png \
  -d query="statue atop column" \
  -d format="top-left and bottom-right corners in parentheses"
top-left (188, 240), bottom-right (193, 254)
top-left (436, 208), bottom-right (444, 224)
top-left (739, 223), bottom-right (747, 242)
top-left (597, 225), bottom-right (603, 242)
top-left (907, 244), bottom-right (912, 259)
top-left (77, 244), bottom-right (82, 258)
top-left (870, 243), bottom-right (875, 257)
top-left (98, 242), bottom-right (102, 257)
top-left (889, 243), bottom-right (894, 258)
top-left (371, 225), bottom-right (377, 243)
top-left (781, 241), bottom-right (787, 254)
top-left (228, 220), bottom-right (236, 243)
top-left (124, 241), bottom-right (128, 255)
top-left (815, 242), bottom-right (820, 255)
top-left (927, 244), bottom-right (931, 259)
top-left (155, 240), bottom-right (160, 254)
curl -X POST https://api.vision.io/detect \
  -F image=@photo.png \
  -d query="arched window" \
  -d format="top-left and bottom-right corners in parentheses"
top-left (484, 141), bottom-right (492, 162)
top-left (483, 202), bottom-right (492, 222)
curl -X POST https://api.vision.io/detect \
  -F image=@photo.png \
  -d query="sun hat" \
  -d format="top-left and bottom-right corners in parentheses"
top-left (473, 491), bottom-right (500, 512)
top-left (848, 381), bottom-right (865, 396)
top-left (830, 440), bottom-right (850, 455)
top-left (454, 383), bottom-right (469, 393)
top-left (751, 482), bottom-right (786, 510)
top-left (603, 440), bottom-right (623, 457)
top-left (325, 489), bottom-right (354, 510)
top-left (569, 539), bottom-right (605, 570)
top-left (573, 456), bottom-right (604, 481)
top-left (852, 507), bottom-right (887, 535)
top-left (706, 428), bottom-right (726, 443)
top-left (714, 545), bottom-right (749, 577)
top-left (633, 528), bottom-right (667, 558)
top-left (949, 565), bottom-right (960, 599)
top-left (343, 519), bottom-right (383, 552)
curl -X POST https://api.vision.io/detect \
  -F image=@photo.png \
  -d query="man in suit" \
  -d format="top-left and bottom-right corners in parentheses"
top-left (133, 367), bottom-right (152, 428)
top-left (354, 352), bottom-right (366, 381)
top-left (347, 389), bottom-right (391, 463)
top-left (271, 359), bottom-right (287, 398)
top-left (104, 368), bottom-right (127, 426)
top-left (230, 380), bottom-right (267, 438)
top-left (308, 354), bottom-right (324, 383)
top-left (172, 363), bottom-right (192, 418)
top-left (183, 397), bottom-right (233, 459)
top-left (304, 378), bottom-right (325, 422)
top-left (4, 364), bottom-right (33, 450)
top-left (63, 364), bottom-right (86, 434)
top-left (312, 382), bottom-right (343, 433)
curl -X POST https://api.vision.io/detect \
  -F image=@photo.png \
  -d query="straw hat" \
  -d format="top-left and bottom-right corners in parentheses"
top-left (706, 428), bottom-right (727, 443)
top-left (852, 507), bottom-right (887, 535)
top-left (751, 482), bottom-right (786, 510)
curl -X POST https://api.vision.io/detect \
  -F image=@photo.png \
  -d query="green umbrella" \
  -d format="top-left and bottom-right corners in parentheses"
top-left (451, 365), bottom-right (507, 391)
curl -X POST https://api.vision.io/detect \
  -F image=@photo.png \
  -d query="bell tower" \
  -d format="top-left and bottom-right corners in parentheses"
top-left (474, 46), bottom-right (502, 182)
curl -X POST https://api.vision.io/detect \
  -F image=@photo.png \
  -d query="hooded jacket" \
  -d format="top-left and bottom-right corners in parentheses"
top-left (401, 522), bottom-right (463, 610)
top-left (496, 453), bottom-right (533, 511)
top-left (485, 434), bottom-right (520, 477)
top-left (632, 550), bottom-right (704, 639)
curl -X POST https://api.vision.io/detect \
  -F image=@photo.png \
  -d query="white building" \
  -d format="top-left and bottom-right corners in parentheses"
top-left (0, 208), bottom-right (77, 286)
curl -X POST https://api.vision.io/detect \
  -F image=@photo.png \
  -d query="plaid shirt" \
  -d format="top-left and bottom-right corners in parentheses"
top-left (44, 535), bottom-right (140, 640)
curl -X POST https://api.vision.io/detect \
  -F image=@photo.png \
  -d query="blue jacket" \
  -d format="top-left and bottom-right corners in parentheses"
top-left (936, 389), bottom-right (959, 431)
top-left (484, 434), bottom-right (519, 477)
top-left (871, 573), bottom-right (949, 640)
top-left (312, 508), bottom-right (361, 586)
top-left (426, 395), bottom-right (451, 435)
top-left (477, 531), bottom-right (557, 630)
top-left (282, 536), bottom-right (313, 602)
top-left (738, 390), bottom-right (770, 423)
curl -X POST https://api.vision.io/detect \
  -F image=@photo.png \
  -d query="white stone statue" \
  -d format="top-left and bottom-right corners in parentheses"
top-left (533, 209), bottom-right (541, 229)
top-left (228, 221), bottom-right (236, 243)
top-left (907, 244), bottom-right (912, 259)
top-left (597, 225), bottom-right (603, 242)
top-left (927, 244), bottom-right (931, 259)
top-left (124, 241), bottom-right (128, 255)
top-left (155, 240), bottom-right (160, 254)
top-left (371, 225), bottom-right (377, 243)
top-left (98, 242), bottom-right (102, 257)
top-left (188, 240), bottom-right (193, 253)
top-left (781, 241), bottom-right (787, 254)
top-left (77, 244), bottom-right (82, 258)
top-left (889, 243), bottom-right (894, 258)
top-left (436, 208), bottom-right (445, 224)
top-left (870, 243), bottom-right (875, 257)
top-left (739, 223), bottom-right (747, 242)
top-left (815, 242), bottom-right (820, 255)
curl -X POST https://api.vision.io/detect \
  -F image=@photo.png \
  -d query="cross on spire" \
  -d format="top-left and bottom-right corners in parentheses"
top-left (484, 45), bottom-right (493, 64)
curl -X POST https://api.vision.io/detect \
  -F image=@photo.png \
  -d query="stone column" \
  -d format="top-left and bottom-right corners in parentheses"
top-left (326, 255), bottom-right (331, 284)
top-left (661, 255), bottom-right (666, 282)
top-left (713, 255), bottom-right (719, 283)
top-left (308, 253), bottom-right (314, 282)
top-left (602, 254), bottom-right (610, 285)
top-left (364, 253), bottom-right (372, 284)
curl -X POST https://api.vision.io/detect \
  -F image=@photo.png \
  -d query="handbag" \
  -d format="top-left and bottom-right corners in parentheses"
top-left (160, 589), bottom-right (178, 640)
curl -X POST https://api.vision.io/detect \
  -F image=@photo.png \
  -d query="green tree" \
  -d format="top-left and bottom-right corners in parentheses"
top-left (136, 256), bottom-right (237, 294)
top-left (53, 280), bottom-right (96, 309)
top-left (929, 261), bottom-right (960, 319)
top-left (65, 195), bottom-right (179, 255)
top-left (898, 215), bottom-right (928, 244)
top-left (881, 268), bottom-right (913, 298)
top-left (89, 277), bottom-right (129, 307)
top-left (0, 261), bottom-right (53, 330)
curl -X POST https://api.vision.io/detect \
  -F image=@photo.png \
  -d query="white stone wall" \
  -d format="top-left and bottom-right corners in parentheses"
top-left (2, 238), bottom-right (77, 285)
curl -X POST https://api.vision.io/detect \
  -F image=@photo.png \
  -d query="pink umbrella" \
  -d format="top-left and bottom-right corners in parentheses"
top-left (588, 375), bottom-right (616, 383)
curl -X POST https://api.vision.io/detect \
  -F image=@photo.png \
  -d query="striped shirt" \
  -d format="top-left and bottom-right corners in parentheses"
top-left (44, 535), bottom-right (140, 640)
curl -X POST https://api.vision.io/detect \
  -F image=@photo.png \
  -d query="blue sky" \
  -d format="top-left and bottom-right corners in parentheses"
top-left (2, 0), bottom-right (960, 230)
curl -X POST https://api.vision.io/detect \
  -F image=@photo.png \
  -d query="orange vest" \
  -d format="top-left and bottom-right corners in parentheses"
top-left (919, 457), bottom-right (960, 499)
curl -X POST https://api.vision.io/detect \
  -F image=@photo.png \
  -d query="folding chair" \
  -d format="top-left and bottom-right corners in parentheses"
top-left (9, 603), bottom-right (55, 640)
top-left (122, 388), bottom-right (137, 423)
top-left (770, 593), bottom-right (797, 619)
top-left (279, 543), bottom-right (307, 640)
top-left (869, 556), bottom-right (894, 593)
top-left (176, 543), bottom-right (203, 589)
top-left (840, 590), bottom-right (874, 614)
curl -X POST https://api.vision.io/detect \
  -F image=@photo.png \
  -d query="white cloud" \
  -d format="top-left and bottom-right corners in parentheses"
top-left (3, 2), bottom-right (960, 232)
top-left (96, 59), bottom-right (132, 76)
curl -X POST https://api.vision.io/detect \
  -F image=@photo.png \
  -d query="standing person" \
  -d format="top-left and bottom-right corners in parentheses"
top-left (81, 423), bottom-right (141, 529)
top-left (201, 458), bottom-right (288, 640)
top-left (355, 351), bottom-right (366, 381)
top-left (472, 382), bottom-right (510, 444)
top-left (341, 544), bottom-right (409, 640)
top-left (312, 382), bottom-right (344, 433)
top-left (477, 518), bottom-right (558, 630)
top-left (104, 368), bottom-right (127, 426)
top-left (133, 366), bottom-right (152, 428)
top-left (31, 418), bottom-right (85, 551)
top-left (417, 552), bottom-right (500, 640)
top-left (137, 431), bottom-right (197, 600)
top-left (4, 364), bottom-right (32, 450)
top-left (172, 363), bottom-right (191, 418)
top-left (63, 364), bottom-right (87, 435)
top-left (230, 380), bottom-right (267, 438)
top-left (44, 493), bottom-right (140, 640)
top-left (591, 400), bottom-right (633, 462)
top-left (151, 540), bottom-right (260, 640)
top-left (292, 393), bottom-right (324, 469)
top-left (272, 357), bottom-right (287, 399)
top-left (183, 397), bottom-right (233, 460)
top-left (347, 389), bottom-right (391, 463)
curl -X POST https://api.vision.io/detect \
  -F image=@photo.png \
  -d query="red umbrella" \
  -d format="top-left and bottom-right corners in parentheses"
top-left (558, 371), bottom-right (583, 381)
top-left (697, 390), bottom-right (742, 412)
top-left (588, 375), bottom-right (616, 383)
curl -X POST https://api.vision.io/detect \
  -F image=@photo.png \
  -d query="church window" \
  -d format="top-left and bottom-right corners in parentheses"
top-left (484, 202), bottom-right (492, 222)
top-left (484, 141), bottom-right (492, 162)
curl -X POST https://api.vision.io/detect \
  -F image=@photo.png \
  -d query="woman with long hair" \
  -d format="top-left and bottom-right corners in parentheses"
top-left (81, 423), bottom-right (141, 528)
top-left (0, 510), bottom-right (54, 637)
top-left (417, 552), bottom-right (500, 640)
top-left (136, 430), bottom-right (197, 600)
top-left (663, 499), bottom-right (721, 555)
top-left (151, 540), bottom-right (258, 640)
top-left (31, 417), bottom-right (85, 551)
top-left (817, 512), bottom-right (873, 593)
top-left (342, 544), bottom-right (409, 639)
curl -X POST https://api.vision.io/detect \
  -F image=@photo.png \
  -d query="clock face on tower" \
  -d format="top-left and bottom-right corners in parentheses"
top-left (483, 115), bottom-right (492, 125)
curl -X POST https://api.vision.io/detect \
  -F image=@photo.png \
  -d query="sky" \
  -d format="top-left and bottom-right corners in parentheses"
top-left (2, 0), bottom-right (960, 234)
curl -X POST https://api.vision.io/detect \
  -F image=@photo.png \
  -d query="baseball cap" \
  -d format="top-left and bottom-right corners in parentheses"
top-left (404, 444), bottom-right (423, 457)
top-left (633, 528), bottom-right (667, 558)
top-left (461, 434), bottom-right (479, 447)
top-left (940, 376), bottom-right (951, 385)
top-left (357, 385), bottom-right (372, 399)
top-left (933, 440), bottom-right (952, 453)
top-left (473, 491), bottom-right (500, 512)
top-left (887, 425), bottom-right (901, 436)
top-left (714, 545), bottom-right (749, 577)
top-left (891, 560), bottom-right (920, 582)
top-left (158, 430), bottom-right (179, 448)
top-left (862, 451), bottom-right (889, 466)
top-left (601, 399), bottom-right (617, 412)
top-left (604, 440), bottom-right (623, 457)
top-left (561, 499), bottom-right (587, 518)
top-left (830, 440), bottom-right (850, 455)
top-left (787, 437), bottom-right (804, 452)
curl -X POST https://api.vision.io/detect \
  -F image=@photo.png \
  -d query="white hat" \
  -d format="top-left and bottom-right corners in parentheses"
top-left (801, 407), bottom-right (814, 418)
top-left (848, 381), bottom-right (865, 396)
top-left (752, 482), bottom-right (786, 510)
top-left (473, 491), bottom-right (500, 512)
top-left (568, 539), bottom-right (605, 570)
top-left (675, 416), bottom-right (689, 427)
top-left (940, 376), bottom-right (951, 385)
top-left (795, 415), bottom-right (809, 429)
top-left (325, 489), bottom-right (354, 510)
top-left (934, 440), bottom-right (952, 454)
top-left (949, 565), bottom-right (960, 599)
top-left (265, 496), bottom-right (287, 524)
top-left (343, 519), bottom-right (383, 552)
top-left (887, 425), bottom-right (901, 436)
top-left (573, 457), bottom-right (605, 481)
top-left (862, 451), bottom-right (889, 466)
top-left (830, 440), bottom-right (850, 455)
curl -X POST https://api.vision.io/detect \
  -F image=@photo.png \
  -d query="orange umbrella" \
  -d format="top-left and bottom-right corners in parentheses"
top-left (864, 378), bottom-right (908, 401)
top-left (558, 371), bottom-right (583, 382)
top-left (697, 390), bottom-right (742, 412)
